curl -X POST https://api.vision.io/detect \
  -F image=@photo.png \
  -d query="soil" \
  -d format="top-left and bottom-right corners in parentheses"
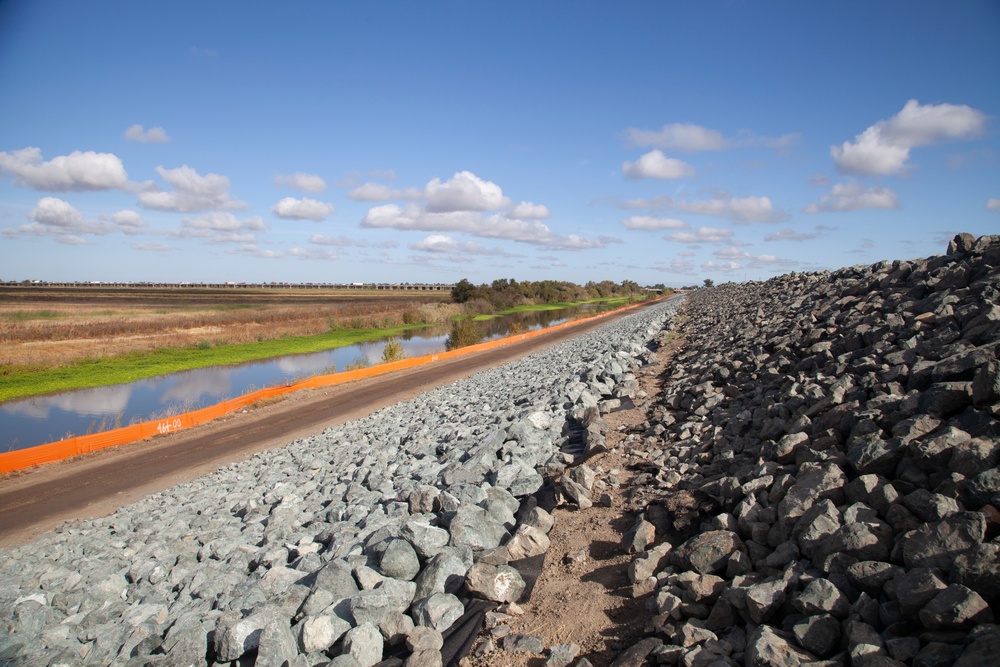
top-left (463, 343), bottom-right (674, 667)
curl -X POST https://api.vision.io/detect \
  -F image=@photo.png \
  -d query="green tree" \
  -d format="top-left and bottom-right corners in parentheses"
top-left (703, 278), bottom-right (715, 288)
top-left (451, 278), bottom-right (476, 303)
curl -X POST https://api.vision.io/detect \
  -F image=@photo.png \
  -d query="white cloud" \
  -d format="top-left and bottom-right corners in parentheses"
top-left (622, 150), bottom-right (695, 180)
top-left (803, 182), bottom-right (900, 213)
top-left (139, 165), bottom-right (246, 212)
top-left (132, 242), bottom-right (175, 252)
top-left (712, 247), bottom-right (784, 267)
top-left (271, 196), bottom-right (335, 221)
top-left (666, 226), bottom-right (734, 244)
top-left (624, 193), bottom-right (783, 224)
top-left (409, 234), bottom-right (493, 255)
top-left (359, 171), bottom-right (606, 250)
top-left (275, 172), bottom-right (327, 193)
top-left (765, 228), bottom-right (820, 242)
top-left (30, 197), bottom-right (85, 229)
top-left (362, 204), bottom-right (615, 250)
top-left (286, 247), bottom-right (337, 260)
top-left (111, 209), bottom-right (147, 234)
top-left (621, 215), bottom-right (688, 231)
top-left (653, 258), bottom-right (696, 275)
top-left (424, 171), bottom-right (511, 212)
top-left (625, 122), bottom-right (798, 153)
top-left (701, 260), bottom-right (742, 273)
top-left (31, 197), bottom-right (115, 234)
top-left (174, 212), bottom-right (264, 243)
top-left (309, 234), bottom-right (398, 249)
top-left (5, 197), bottom-right (121, 239)
top-left (0, 147), bottom-right (129, 191)
top-left (508, 201), bottom-right (551, 219)
top-left (832, 99), bottom-right (987, 176)
top-left (626, 123), bottom-right (728, 151)
top-left (348, 182), bottom-right (423, 202)
top-left (124, 124), bottom-right (170, 143)
top-left (987, 198), bottom-right (1000, 211)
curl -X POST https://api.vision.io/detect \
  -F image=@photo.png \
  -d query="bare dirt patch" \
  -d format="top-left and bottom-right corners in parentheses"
top-left (465, 338), bottom-right (677, 667)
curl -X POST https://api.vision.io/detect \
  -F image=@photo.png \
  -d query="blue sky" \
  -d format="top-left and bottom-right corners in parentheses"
top-left (1, 1), bottom-right (997, 286)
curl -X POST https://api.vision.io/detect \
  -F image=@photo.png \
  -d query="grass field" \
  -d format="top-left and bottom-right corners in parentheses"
top-left (0, 286), bottom-right (457, 402)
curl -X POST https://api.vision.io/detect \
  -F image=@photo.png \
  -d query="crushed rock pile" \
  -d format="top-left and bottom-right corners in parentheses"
top-left (601, 233), bottom-right (1000, 666)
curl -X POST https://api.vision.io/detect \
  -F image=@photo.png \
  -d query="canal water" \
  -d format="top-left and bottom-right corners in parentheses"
top-left (1, 304), bottom-right (611, 452)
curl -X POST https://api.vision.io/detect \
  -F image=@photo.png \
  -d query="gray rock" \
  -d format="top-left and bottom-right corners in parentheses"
top-left (448, 506), bottom-right (509, 550)
top-left (745, 577), bottom-right (788, 624)
top-left (896, 568), bottom-right (948, 615)
top-left (745, 624), bottom-right (817, 666)
top-left (255, 617), bottom-right (298, 667)
top-left (952, 543), bottom-right (1000, 604)
top-left (903, 512), bottom-right (987, 569)
top-left (918, 584), bottom-right (993, 629)
top-left (621, 515), bottom-right (656, 554)
top-left (502, 633), bottom-right (544, 654)
top-left (414, 552), bottom-right (467, 600)
top-left (405, 626), bottom-right (444, 651)
top-left (408, 485), bottom-right (441, 514)
top-left (342, 623), bottom-right (384, 667)
top-left (213, 609), bottom-right (274, 662)
top-left (546, 642), bottom-right (581, 667)
top-left (505, 525), bottom-right (551, 561)
top-left (405, 648), bottom-right (443, 667)
top-left (794, 578), bottom-right (850, 618)
top-left (400, 519), bottom-right (450, 560)
top-left (296, 614), bottom-right (350, 654)
top-left (561, 476), bottom-right (593, 509)
top-left (465, 563), bottom-right (526, 603)
top-left (522, 506), bottom-right (555, 534)
top-left (374, 539), bottom-right (421, 581)
top-left (674, 531), bottom-right (746, 575)
top-left (410, 593), bottom-right (464, 633)
top-left (955, 633), bottom-right (1000, 667)
top-left (792, 613), bottom-right (841, 657)
top-left (609, 637), bottom-right (664, 666)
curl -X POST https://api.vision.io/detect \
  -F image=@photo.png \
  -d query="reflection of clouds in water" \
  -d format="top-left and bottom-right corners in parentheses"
top-left (276, 352), bottom-right (336, 375)
top-left (2, 384), bottom-right (133, 419)
top-left (161, 369), bottom-right (233, 404)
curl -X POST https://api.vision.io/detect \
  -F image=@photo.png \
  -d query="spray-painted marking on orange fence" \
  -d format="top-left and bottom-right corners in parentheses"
top-left (0, 299), bottom-right (659, 474)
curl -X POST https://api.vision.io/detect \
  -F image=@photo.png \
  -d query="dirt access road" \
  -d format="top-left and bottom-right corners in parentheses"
top-left (0, 300), bottom-right (666, 547)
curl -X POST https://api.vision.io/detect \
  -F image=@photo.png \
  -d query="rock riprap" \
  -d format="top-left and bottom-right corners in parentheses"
top-left (0, 296), bottom-right (683, 666)
top-left (611, 233), bottom-right (1000, 666)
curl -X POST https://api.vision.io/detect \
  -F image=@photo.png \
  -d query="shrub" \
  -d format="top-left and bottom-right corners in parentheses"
top-left (344, 356), bottom-right (370, 371)
top-left (446, 318), bottom-right (482, 351)
top-left (381, 338), bottom-right (404, 363)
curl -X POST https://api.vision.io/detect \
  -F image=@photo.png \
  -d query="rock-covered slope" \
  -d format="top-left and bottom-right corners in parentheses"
top-left (0, 298), bottom-right (683, 667)
top-left (616, 233), bottom-right (999, 666)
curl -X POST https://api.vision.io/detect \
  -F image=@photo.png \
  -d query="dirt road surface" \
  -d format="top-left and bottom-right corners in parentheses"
top-left (0, 300), bottom-right (664, 547)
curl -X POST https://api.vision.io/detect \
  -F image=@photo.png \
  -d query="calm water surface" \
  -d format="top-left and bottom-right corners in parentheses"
top-left (1, 305), bottom-right (608, 451)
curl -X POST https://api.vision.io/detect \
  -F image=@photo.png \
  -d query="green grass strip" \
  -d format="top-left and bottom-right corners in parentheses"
top-left (0, 324), bottom-right (421, 403)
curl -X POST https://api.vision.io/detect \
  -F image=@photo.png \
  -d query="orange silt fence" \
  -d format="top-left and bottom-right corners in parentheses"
top-left (0, 297), bottom-right (658, 474)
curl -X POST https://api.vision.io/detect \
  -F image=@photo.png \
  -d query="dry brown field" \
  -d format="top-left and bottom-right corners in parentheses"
top-left (0, 286), bottom-right (458, 368)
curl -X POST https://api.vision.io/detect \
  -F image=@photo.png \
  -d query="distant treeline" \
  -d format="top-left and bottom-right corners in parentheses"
top-left (450, 278), bottom-right (662, 311)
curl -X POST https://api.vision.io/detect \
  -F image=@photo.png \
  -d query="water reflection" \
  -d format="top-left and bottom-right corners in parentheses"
top-left (0, 302), bottom-right (617, 452)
